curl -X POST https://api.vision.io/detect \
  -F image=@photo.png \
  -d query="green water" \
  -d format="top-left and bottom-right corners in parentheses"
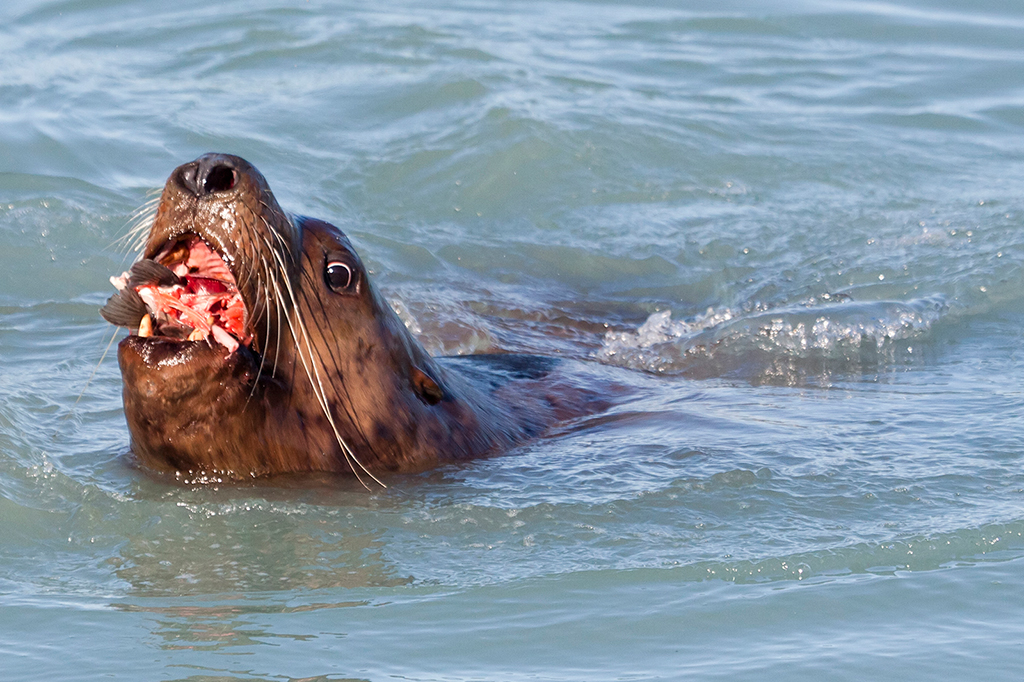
top-left (4, 0), bottom-right (1024, 679)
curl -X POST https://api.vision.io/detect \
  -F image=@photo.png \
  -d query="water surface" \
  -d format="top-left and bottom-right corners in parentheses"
top-left (3, 0), bottom-right (1024, 680)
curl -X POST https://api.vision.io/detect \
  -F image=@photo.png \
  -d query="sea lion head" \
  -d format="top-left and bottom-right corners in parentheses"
top-left (107, 154), bottom-right (503, 484)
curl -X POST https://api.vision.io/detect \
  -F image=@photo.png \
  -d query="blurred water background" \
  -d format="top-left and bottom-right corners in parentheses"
top-left (4, 0), bottom-right (1024, 679)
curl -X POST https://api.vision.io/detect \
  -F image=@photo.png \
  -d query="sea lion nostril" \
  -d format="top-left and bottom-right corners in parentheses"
top-left (178, 162), bottom-right (201, 196)
top-left (179, 155), bottom-right (240, 196)
top-left (203, 165), bottom-right (237, 194)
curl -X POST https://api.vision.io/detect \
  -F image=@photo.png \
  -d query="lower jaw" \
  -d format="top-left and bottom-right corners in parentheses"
top-left (136, 318), bottom-right (241, 353)
top-left (118, 334), bottom-right (261, 389)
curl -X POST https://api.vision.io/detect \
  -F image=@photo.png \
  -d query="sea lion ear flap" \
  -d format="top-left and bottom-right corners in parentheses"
top-left (411, 366), bottom-right (445, 406)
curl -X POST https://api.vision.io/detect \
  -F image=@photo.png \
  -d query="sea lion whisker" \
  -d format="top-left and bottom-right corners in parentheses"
top-left (260, 246), bottom-right (358, 453)
top-left (255, 257), bottom-right (276, 383)
top-left (243, 230), bottom-right (287, 380)
top-left (117, 213), bottom-right (154, 250)
top-left (126, 194), bottom-right (160, 233)
top-left (270, 266), bottom-right (284, 378)
top-left (296, 267), bottom-right (363, 398)
top-left (303, 311), bottom-right (387, 471)
top-left (250, 232), bottom-right (288, 378)
top-left (294, 267), bottom-right (367, 419)
top-left (60, 325), bottom-right (121, 427)
top-left (262, 239), bottom-right (385, 489)
top-left (256, 198), bottom-right (294, 258)
top-left (256, 212), bottom-right (295, 278)
top-left (245, 277), bottom-right (271, 401)
top-left (237, 193), bottom-right (291, 259)
top-left (110, 195), bottom-right (160, 256)
top-left (121, 192), bottom-right (160, 227)
top-left (227, 207), bottom-right (260, 297)
top-left (234, 241), bottom-right (257, 296)
top-left (267, 272), bottom-right (382, 490)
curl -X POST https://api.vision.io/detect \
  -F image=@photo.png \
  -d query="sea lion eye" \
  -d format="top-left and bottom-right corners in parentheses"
top-left (325, 261), bottom-right (355, 292)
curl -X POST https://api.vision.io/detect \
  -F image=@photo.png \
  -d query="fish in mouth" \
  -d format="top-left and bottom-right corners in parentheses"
top-left (103, 236), bottom-right (250, 351)
top-left (102, 153), bottom-right (555, 485)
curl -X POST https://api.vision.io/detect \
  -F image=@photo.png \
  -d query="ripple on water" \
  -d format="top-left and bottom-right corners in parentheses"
top-left (4, 0), bottom-right (1024, 679)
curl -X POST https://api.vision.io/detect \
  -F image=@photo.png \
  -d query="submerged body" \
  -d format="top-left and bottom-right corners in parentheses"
top-left (104, 154), bottom-right (594, 483)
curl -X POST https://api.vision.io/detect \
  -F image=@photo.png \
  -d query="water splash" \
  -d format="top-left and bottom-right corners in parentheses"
top-left (597, 297), bottom-right (948, 382)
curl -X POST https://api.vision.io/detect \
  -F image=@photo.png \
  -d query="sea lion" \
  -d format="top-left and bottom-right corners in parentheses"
top-left (103, 153), bottom-right (590, 485)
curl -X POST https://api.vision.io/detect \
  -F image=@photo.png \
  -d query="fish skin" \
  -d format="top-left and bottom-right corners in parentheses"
top-left (99, 287), bottom-right (148, 329)
top-left (127, 259), bottom-right (181, 289)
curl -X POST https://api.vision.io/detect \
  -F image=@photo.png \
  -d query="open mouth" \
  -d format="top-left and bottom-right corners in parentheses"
top-left (102, 234), bottom-right (252, 354)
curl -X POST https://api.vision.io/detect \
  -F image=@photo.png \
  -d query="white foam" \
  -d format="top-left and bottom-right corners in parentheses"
top-left (596, 297), bottom-right (947, 375)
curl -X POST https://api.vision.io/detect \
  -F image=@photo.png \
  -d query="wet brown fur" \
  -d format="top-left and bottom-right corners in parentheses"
top-left (118, 154), bottom-right (572, 482)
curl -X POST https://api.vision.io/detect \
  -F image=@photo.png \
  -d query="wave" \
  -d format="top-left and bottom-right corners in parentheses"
top-left (596, 297), bottom-right (949, 383)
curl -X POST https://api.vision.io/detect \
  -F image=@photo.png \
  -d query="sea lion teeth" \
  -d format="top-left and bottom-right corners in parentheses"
top-left (138, 314), bottom-right (153, 338)
top-left (187, 328), bottom-right (206, 342)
